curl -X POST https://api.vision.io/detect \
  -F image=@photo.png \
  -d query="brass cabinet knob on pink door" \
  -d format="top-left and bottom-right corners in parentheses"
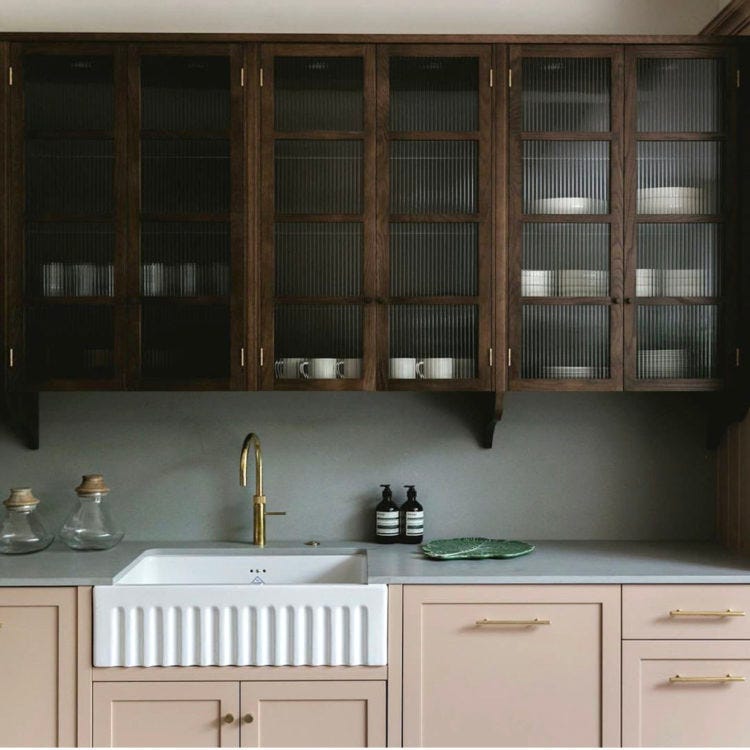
top-left (244, 714), bottom-right (254, 724)
top-left (223, 714), bottom-right (235, 724)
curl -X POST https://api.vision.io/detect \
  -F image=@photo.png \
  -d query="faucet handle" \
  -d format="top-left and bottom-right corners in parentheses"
top-left (266, 511), bottom-right (287, 516)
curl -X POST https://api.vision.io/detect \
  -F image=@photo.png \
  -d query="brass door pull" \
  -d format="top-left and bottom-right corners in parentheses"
top-left (670, 674), bottom-right (745, 684)
top-left (476, 618), bottom-right (550, 626)
top-left (669, 609), bottom-right (746, 617)
top-left (223, 713), bottom-right (235, 724)
top-left (243, 714), bottom-right (254, 724)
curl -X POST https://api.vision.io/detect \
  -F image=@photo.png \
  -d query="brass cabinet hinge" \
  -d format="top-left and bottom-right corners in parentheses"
top-left (259, 347), bottom-right (264, 367)
top-left (8, 66), bottom-right (12, 87)
top-left (489, 68), bottom-right (494, 88)
top-left (259, 67), bottom-right (264, 87)
top-left (240, 67), bottom-right (245, 87)
top-left (507, 348), bottom-right (512, 368)
top-left (508, 68), bottom-right (512, 88)
top-left (488, 347), bottom-right (494, 367)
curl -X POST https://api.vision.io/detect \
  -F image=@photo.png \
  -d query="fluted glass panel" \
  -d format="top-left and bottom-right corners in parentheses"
top-left (275, 223), bottom-right (362, 297)
top-left (390, 223), bottom-right (478, 296)
top-left (141, 139), bottom-right (230, 214)
top-left (274, 57), bottom-right (363, 132)
top-left (637, 58), bottom-right (723, 133)
top-left (275, 140), bottom-right (363, 214)
top-left (26, 223), bottom-right (115, 297)
top-left (25, 139), bottom-right (113, 216)
top-left (141, 222), bottom-right (230, 297)
top-left (636, 224), bottom-right (721, 297)
top-left (636, 305), bottom-right (718, 379)
top-left (141, 56), bottom-right (230, 132)
top-left (522, 223), bottom-right (609, 297)
top-left (141, 303), bottom-right (230, 379)
top-left (522, 305), bottom-right (610, 379)
top-left (523, 141), bottom-right (609, 214)
top-left (636, 141), bottom-right (721, 215)
top-left (27, 304), bottom-right (114, 380)
top-left (522, 57), bottom-right (610, 132)
top-left (391, 141), bottom-right (477, 214)
top-left (274, 305), bottom-right (362, 379)
top-left (390, 57), bottom-right (478, 132)
top-left (389, 305), bottom-right (477, 379)
top-left (25, 55), bottom-right (114, 132)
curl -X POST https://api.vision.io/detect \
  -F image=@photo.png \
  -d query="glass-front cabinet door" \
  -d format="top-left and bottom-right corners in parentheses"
top-left (625, 46), bottom-right (734, 390)
top-left (378, 45), bottom-right (493, 390)
top-left (508, 45), bottom-right (623, 390)
top-left (128, 45), bottom-right (245, 389)
top-left (8, 44), bottom-right (127, 388)
top-left (260, 44), bottom-right (376, 390)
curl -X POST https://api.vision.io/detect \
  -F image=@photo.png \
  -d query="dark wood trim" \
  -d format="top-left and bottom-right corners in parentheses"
top-left (0, 41), bottom-right (7, 400)
top-left (701, 0), bottom-right (750, 35)
top-left (494, 44), bottom-right (507, 394)
top-left (245, 43), bottom-right (259, 391)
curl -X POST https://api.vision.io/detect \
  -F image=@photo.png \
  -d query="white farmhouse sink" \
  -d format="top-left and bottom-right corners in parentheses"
top-left (94, 549), bottom-right (387, 668)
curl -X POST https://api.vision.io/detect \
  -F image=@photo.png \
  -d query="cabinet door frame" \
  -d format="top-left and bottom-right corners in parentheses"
top-left (623, 44), bottom-right (737, 392)
top-left (7, 42), bottom-right (129, 390)
top-left (259, 42), bottom-right (377, 391)
top-left (507, 44), bottom-right (625, 392)
top-left (1, 41), bottom-right (7, 395)
top-left (125, 42), bottom-right (247, 391)
top-left (402, 584), bottom-right (621, 747)
top-left (376, 43), bottom-right (495, 392)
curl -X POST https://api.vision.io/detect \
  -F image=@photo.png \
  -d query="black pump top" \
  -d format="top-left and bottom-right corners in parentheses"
top-left (404, 485), bottom-right (417, 500)
top-left (380, 484), bottom-right (392, 498)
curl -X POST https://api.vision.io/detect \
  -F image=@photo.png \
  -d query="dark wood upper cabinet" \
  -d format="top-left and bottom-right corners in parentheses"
top-left (1, 42), bottom-right (7, 395)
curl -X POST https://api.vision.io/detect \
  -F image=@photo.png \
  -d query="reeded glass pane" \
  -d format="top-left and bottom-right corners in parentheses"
top-left (141, 303), bottom-right (230, 379)
top-left (25, 139), bottom-right (113, 215)
top-left (522, 305), bottom-right (610, 379)
top-left (523, 141), bottom-right (609, 214)
top-left (274, 57), bottom-right (363, 132)
top-left (275, 140), bottom-right (363, 214)
top-left (141, 139), bottom-right (230, 214)
top-left (390, 57), bottom-right (479, 132)
top-left (390, 223), bottom-right (477, 296)
top-left (391, 141), bottom-right (477, 214)
top-left (274, 305), bottom-right (362, 380)
top-left (636, 141), bottom-right (721, 215)
top-left (522, 224), bottom-right (609, 297)
top-left (141, 56), bottom-right (230, 131)
top-left (637, 224), bottom-right (720, 297)
top-left (637, 305), bottom-right (718, 379)
top-left (27, 304), bottom-right (114, 380)
top-left (25, 55), bottom-right (114, 131)
top-left (637, 58), bottom-right (723, 133)
top-left (389, 305), bottom-right (477, 379)
top-left (26, 222), bottom-right (115, 297)
top-left (275, 223), bottom-right (362, 297)
top-left (522, 57), bottom-right (610, 132)
top-left (141, 222), bottom-right (230, 297)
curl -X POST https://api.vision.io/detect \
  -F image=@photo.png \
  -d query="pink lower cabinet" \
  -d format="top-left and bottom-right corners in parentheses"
top-left (239, 681), bottom-right (386, 747)
top-left (402, 585), bottom-right (621, 747)
top-left (622, 640), bottom-right (750, 747)
top-left (0, 587), bottom-right (77, 748)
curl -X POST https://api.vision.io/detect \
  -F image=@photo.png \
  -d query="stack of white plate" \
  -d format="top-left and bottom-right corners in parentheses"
top-left (636, 268), bottom-right (660, 297)
top-left (521, 269), bottom-right (556, 296)
top-left (662, 269), bottom-right (705, 296)
top-left (544, 365), bottom-right (605, 379)
top-left (532, 197), bottom-right (607, 214)
top-left (636, 187), bottom-right (706, 214)
top-left (637, 349), bottom-right (687, 378)
top-left (558, 269), bottom-right (608, 296)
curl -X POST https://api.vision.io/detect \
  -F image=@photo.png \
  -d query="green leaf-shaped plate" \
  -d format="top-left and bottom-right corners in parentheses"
top-left (421, 537), bottom-right (535, 560)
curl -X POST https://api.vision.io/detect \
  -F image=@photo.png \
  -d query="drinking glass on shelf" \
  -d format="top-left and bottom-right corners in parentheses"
top-left (42, 262), bottom-right (64, 297)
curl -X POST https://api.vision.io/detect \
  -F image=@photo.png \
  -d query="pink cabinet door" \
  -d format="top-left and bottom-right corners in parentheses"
top-left (239, 680), bottom-right (386, 747)
top-left (92, 682), bottom-right (240, 747)
top-left (0, 587), bottom-right (76, 748)
top-left (402, 585), bottom-right (621, 748)
top-left (623, 640), bottom-right (750, 747)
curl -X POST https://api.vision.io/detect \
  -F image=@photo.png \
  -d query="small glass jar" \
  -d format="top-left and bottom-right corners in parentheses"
top-left (60, 474), bottom-right (124, 551)
top-left (0, 488), bottom-right (54, 554)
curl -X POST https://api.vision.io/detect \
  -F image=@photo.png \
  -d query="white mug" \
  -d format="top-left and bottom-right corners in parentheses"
top-left (301, 358), bottom-right (342, 379)
top-left (274, 357), bottom-right (306, 379)
top-left (338, 358), bottom-right (362, 379)
top-left (422, 357), bottom-right (454, 379)
top-left (390, 357), bottom-right (422, 379)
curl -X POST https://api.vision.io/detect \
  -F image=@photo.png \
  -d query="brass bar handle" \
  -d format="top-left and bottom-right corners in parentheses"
top-left (223, 713), bottom-right (235, 724)
top-left (669, 674), bottom-right (746, 684)
top-left (669, 609), bottom-right (746, 617)
top-left (476, 618), bottom-right (551, 626)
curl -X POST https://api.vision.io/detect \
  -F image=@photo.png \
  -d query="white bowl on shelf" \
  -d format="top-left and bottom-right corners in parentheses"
top-left (521, 269), bottom-right (556, 296)
top-left (544, 365), bottom-right (603, 379)
top-left (662, 269), bottom-right (706, 297)
top-left (636, 187), bottom-right (707, 215)
top-left (531, 197), bottom-right (607, 215)
top-left (636, 268), bottom-right (661, 297)
top-left (637, 348), bottom-right (688, 379)
top-left (558, 270), bottom-right (608, 297)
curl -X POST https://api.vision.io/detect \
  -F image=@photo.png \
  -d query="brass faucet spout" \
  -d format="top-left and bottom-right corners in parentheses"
top-left (239, 432), bottom-right (284, 546)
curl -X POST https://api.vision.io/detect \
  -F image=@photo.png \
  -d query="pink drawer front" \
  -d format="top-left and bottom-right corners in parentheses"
top-left (623, 585), bottom-right (750, 640)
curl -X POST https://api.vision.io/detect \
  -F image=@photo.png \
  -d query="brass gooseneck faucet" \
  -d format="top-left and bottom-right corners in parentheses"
top-left (239, 432), bottom-right (286, 546)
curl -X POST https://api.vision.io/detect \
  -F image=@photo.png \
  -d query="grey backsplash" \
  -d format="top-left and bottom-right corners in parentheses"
top-left (0, 391), bottom-right (715, 543)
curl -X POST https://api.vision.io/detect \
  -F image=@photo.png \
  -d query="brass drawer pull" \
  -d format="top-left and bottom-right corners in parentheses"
top-left (476, 618), bottom-right (550, 626)
top-left (670, 674), bottom-right (746, 684)
top-left (669, 609), bottom-right (746, 618)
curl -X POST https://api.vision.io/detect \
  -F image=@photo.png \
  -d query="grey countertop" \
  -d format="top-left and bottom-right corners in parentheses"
top-left (2, 539), bottom-right (750, 586)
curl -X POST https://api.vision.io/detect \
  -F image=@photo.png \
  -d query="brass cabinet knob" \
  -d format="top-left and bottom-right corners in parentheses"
top-left (611, 297), bottom-right (620, 304)
top-left (243, 714), bottom-right (254, 724)
top-left (223, 713), bottom-right (235, 724)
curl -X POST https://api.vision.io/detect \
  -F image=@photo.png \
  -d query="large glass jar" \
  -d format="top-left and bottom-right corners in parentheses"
top-left (60, 474), bottom-right (124, 551)
top-left (0, 488), bottom-right (54, 554)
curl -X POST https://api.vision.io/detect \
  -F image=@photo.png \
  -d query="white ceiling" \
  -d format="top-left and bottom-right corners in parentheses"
top-left (0, 0), bottom-right (726, 35)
